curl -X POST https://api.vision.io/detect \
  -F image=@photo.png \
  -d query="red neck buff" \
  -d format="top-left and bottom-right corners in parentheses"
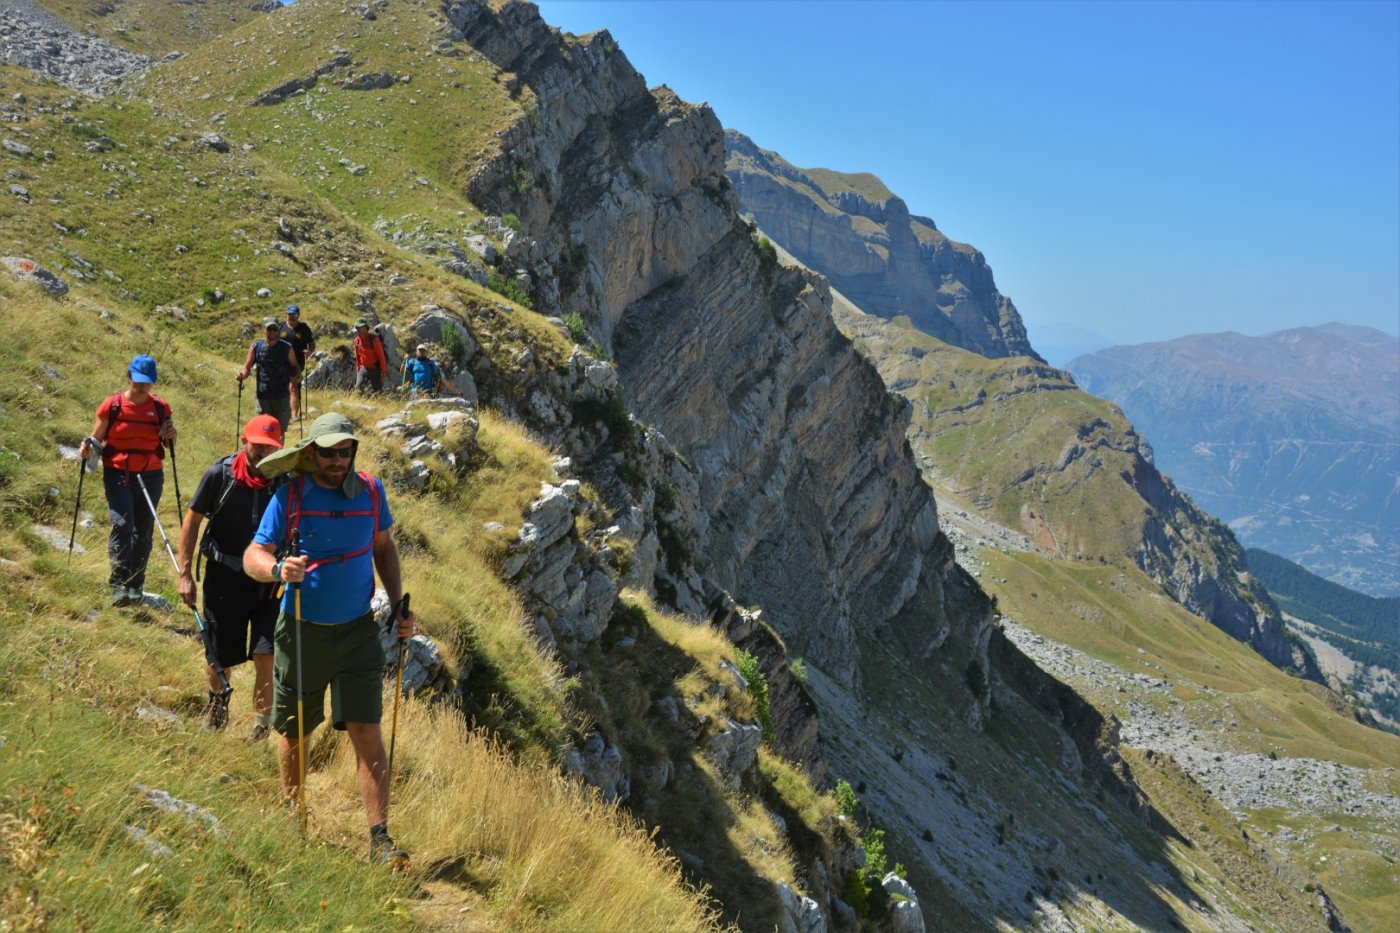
top-left (231, 450), bottom-right (271, 490)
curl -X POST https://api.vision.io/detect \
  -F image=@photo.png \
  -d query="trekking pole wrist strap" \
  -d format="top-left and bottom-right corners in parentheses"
top-left (272, 559), bottom-right (284, 583)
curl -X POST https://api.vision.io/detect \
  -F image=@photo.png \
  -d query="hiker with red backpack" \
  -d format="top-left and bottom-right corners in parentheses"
top-left (176, 414), bottom-right (287, 740)
top-left (243, 412), bottom-right (416, 865)
top-left (77, 354), bottom-right (178, 608)
top-left (352, 321), bottom-right (388, 393)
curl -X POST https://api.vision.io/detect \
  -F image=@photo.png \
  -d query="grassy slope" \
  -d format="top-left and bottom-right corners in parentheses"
top-left (831, 309), bottom-right (1400, 928)
top-left (137, 0), bottom-right (516, 245)
top-left (0, 46), bottom-right (830, 928)
top-left (34, 0), bottom-right (269, 59)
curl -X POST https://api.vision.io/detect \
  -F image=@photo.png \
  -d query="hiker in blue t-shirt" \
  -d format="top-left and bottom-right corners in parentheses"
top-left (398, 344), bottom-right (459, 398)
top-left (243, 412), bottom-right (416, 866)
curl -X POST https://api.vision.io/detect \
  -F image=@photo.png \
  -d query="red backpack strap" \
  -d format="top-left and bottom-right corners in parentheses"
top-left (286, 472), bottom-right (382, 572)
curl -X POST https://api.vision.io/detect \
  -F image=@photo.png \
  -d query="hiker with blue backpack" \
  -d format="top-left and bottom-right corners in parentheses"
top-left (77, 354), bottom-right (178, 608)
top-left (399, 344), bottom-right (459, 399)
top-left (176, 414), bottom-right (287, 740)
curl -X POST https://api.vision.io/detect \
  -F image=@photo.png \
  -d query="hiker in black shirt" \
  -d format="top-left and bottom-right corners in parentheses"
top-left (237, 319), bottom-right (300, 434)
top-left (176, 414), bottom-right (286, 739)
top-left (278, 304), bottom-right (315, 420)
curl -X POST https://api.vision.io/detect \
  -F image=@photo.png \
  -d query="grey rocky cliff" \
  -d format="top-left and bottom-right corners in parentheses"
top-left (725, 130), bottom-right (1040, 362)
top-left (448, 0), bottom-right (960, 693)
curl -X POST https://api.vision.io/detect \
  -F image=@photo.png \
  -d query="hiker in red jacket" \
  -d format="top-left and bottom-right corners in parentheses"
top-left (77, 354), bottom-right (178, 607)
top-left (353, 321), bottom-right (388, 393)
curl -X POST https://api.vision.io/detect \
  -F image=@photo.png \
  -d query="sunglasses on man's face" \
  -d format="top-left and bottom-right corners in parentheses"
top-left (314, 445), bottom-right (354, 459)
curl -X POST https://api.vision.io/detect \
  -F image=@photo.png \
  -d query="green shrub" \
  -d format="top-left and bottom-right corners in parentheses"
top-left (841, 870), bottom-right (870, 918)
top-left (754, 234), bottom-right (777, 271)
top-left (736, 649), bottom-right (774, 745)
top-left (562, 311), bottom-right (587, 343)
top-left (487, 268), bottom-right (533, 309)
top-left (789, 656), bottom-right (808, 684)
top-left (834, 779), bottom-right (859, 818)
top-left (440, 321), bottom-right (467, 364)
top-left (501, 213), bottom-right (521, 232)
top-left (863, 827), bottom-right (888, 877)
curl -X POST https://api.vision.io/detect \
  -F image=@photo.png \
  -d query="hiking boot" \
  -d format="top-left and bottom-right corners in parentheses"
top-left (111, 586), bottom-right (132, 608)
top-left (202, 691), bottom-right (229, 732)
top-left (370, 825), bottom-right (411, 871)
top-left (247, 721), bottom-right (270, 743)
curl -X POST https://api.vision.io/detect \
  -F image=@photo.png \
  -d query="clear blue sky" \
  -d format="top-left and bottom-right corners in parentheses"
top-left (535, 0), bottom-right (1400, 346)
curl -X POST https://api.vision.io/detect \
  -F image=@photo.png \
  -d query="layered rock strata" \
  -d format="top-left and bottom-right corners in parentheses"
top-left (447, 0), bottom-right (959, 693)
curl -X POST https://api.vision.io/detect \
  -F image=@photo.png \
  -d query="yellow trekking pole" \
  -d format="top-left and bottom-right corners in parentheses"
top-left (291, 530), bottom-right (307, 839)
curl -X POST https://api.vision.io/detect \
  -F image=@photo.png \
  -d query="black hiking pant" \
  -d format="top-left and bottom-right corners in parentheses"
top-left (103, 466), bottom-right (162, 594)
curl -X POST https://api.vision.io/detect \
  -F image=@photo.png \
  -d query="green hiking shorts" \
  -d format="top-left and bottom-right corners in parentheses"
top-left (272, 610), bottom-right (384, 737)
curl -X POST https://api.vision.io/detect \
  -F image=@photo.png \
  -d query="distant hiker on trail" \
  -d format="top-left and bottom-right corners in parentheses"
top-left (399, 344), bottom-right (459, 398)
top-left (353, 321), bottom-right (388, 393)
top-left (243, 412), bottom-right (417, 865)
top-left (77, 354), bottom-right (177, 607)
top-left (237, 319), bottom-right (301, 434)
top-left (177, 414), bottom-right (286, 740)
top-left (278, 304), bottom-right (316, 419)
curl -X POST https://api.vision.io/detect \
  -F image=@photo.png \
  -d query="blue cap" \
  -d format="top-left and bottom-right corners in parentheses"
top-left (129, 354), bottom-right (157, 384)
top-left (286, 304), bottom-right (300, 315)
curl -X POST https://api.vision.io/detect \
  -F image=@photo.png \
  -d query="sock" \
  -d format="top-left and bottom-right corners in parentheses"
top-left (253, 712), bottom-right (271, 728)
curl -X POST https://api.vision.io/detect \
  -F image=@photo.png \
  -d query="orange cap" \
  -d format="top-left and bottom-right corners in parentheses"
top-left (242, 414), bottom-right (284, 449)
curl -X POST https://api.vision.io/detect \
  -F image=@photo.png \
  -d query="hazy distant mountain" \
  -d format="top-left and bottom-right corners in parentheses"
top-left (1025, 320), bottom-right (1113, 368)
top-left (1069, 326), bottom-right (1400, 596)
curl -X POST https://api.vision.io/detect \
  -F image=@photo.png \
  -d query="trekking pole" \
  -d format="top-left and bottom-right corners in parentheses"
top-left (194, 604), bottom-right (232, 702)
top-left (235, 379), bottom-right (243, 450)
top-left (291, 530), bottom-right (307, 839)
top-left (67, 452), bottom-right (88, 564)
top-left (133, 474), bottom-right (232, 696)
top-left (167, 440), bottom-right (183, 521)
top-left (386, 593), bottom-right (411, 795)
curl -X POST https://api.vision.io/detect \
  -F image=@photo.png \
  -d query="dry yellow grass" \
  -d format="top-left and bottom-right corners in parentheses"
top-left (319, 700), bottom-right (722, 932)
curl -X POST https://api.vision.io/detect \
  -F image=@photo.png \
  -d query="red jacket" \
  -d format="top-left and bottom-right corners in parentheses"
top-left (353, 331), bottom-right (387, 373)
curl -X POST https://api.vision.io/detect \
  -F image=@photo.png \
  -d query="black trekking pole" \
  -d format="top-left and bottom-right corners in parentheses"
top-left (133, 473), bottom-right (232, 697)
top-left (386, 593), bottom-right (411, 795)
top-left (235, 378), bottom-right (243, 450)
top-left (167, 440), bottom-right (183, 521)
top-left (67, 450), bottom-right (89, 564)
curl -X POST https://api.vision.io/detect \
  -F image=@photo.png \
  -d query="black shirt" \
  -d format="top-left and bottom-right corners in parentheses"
top-left (190, 456), bottom-right (280, 573)
top-left (278, 321), bottom-right (315, 369)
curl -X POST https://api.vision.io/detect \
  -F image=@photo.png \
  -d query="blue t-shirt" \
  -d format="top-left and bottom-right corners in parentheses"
top-left (403, 356), bottom-right (439, 391)
top-left (253, 475), bottom-right (393, 624)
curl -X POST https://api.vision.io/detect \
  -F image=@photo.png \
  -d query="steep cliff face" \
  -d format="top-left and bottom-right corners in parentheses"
top-left (725, 130), bottom-right (1040, 361)
top-left (449, 0), bottom-right (958, 689)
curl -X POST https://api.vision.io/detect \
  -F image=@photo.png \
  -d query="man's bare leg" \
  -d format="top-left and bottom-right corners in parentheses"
top-left (344, 721), bottom-right (389, 827)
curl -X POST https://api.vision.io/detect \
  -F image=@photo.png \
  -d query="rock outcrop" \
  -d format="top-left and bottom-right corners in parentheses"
top-left (725, 130), bottom-right (1041, 361)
